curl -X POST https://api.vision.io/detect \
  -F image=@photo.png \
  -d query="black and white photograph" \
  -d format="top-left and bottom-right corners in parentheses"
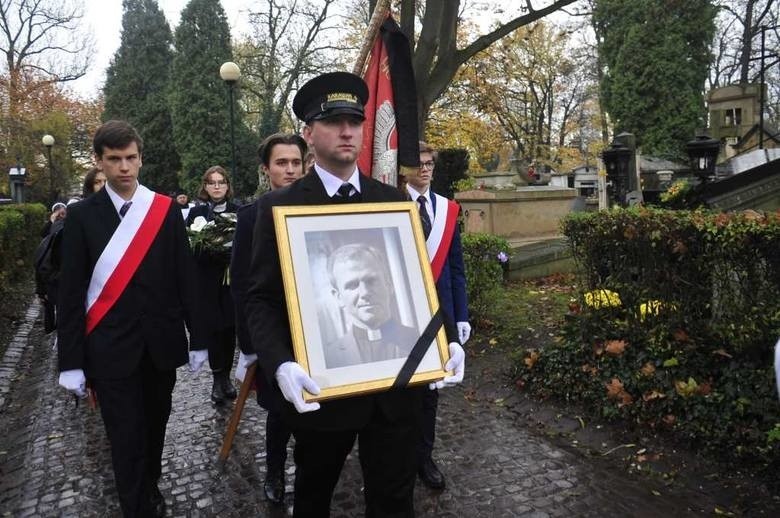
top-left (274, 203), bottom-right (449, 401)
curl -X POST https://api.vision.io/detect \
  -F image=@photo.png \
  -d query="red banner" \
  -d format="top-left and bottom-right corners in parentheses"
top-left (358, 15), bottom-right (419, 186)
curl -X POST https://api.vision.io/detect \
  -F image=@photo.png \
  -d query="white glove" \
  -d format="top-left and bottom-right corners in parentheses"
top-left (275, 361), bottom-right (321, 413)
top-left (430, 342), bottom-right (465, 390)
top-left (235, 352), bottom-right (257, 382)
top-left (59, 369), bottom-right (87, 398)
top-left (774, 337), bottom-right (780, 400)
top-left (189, 349), bottom-right (208, 373)
top-left (457, 321), bottom-right (472, 344)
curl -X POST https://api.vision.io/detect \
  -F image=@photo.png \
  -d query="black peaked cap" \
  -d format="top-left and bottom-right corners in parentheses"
top-left (292, 72), bottom-right (369, 123)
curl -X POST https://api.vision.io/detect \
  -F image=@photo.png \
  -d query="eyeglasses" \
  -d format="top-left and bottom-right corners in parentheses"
top-left (206, 180), bottom-right (228, 187)
top-left (420, 161), bottom-right (435, 170)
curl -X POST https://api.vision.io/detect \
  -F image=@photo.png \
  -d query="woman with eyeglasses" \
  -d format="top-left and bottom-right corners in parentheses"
top-left (186, 165), bottom-right (241, 405)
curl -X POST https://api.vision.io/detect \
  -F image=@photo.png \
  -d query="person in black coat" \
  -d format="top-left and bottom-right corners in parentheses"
top-left (186, 165), bottom-right (240, 405)
top-left (56, 120), bottom-right (205, 517)
top-left (244, 72), bottom-right (465, 517)
top-left (231, 132), bottom-right (307, 504)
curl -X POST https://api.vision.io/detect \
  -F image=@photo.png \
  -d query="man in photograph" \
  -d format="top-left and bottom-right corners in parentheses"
top-left (56, 120), bottom-right (206, 517)
top-left (244, 71), bottom-right (465, 516)
top-left (324, 243), bottom-right (417, 368)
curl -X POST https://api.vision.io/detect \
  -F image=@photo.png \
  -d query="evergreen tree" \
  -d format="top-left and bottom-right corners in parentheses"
top-left (170, 0), bottom-right (256, 196)
top-left (103, 0), bottom-right (181, 193)
top-left (594, 0), bottom-right (716, 158)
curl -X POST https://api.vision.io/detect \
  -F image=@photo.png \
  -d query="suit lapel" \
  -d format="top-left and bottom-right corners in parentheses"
top-left (359, 173), bottom-right (380, 202)
top-left (93, 188), bottom-right (121, 246)
top-left (300, 171), bottom-right (332, 205)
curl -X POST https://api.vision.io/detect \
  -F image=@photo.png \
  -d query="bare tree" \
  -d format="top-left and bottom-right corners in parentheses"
top-left (710, 0), bottom-right (779, 125)
top-left (236, 0), bottom-right (343, 136)
top-left (0, 0), bottom-right (93, 162)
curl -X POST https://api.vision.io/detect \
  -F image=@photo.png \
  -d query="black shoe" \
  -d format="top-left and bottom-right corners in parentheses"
top-left (221, 374), bottom-right (237, 400)
top-left (211, 375), bottom-right (226, 405)
top-left (418, 458), bottom-right (445, 490)
top-left (150, 485), bottom-right (166, 517)
top-left (264, 470), bottom-right (285, 505)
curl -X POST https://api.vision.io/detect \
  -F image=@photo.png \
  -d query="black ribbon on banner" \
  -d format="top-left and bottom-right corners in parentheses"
top-left (392, 308), bottom-right (444, 390)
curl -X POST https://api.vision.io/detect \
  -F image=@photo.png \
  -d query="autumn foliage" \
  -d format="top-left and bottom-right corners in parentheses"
top-left (518, 207), bottom-right (780, 476)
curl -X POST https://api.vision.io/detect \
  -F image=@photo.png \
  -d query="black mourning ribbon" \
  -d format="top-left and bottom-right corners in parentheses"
top-left (392, 308), bottom-right (443, 390)
top-left (418, 196), bottom-right (432, 239)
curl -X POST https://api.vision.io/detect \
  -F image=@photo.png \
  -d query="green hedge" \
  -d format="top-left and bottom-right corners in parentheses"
top-left (519, 207), bottom-right (780, 473)
top-left (0, 203), bottom-right (47, 289)
top-left (461, 232), bottom-right (510, 324)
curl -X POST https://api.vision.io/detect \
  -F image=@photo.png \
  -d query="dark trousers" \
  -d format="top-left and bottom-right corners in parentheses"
top-left (291, 410), bottom-right (418, 518)
top-left (208, 326), bottom-right (236, 373)
top-left (92, 353), bottom-right (176, 518)
top-left (266, 410), bottom-right (292, 475)
top-left (417, 388), bottom-right (438, 461)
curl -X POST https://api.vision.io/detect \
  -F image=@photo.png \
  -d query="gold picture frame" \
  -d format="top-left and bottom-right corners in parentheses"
top-left (273, 201), bottom-right (450, 402)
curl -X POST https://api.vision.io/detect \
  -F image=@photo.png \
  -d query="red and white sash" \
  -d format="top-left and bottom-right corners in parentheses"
top-left (85, 186), bottom-right (171, 334)
top-left (426, 193), bottom-right (459, 282)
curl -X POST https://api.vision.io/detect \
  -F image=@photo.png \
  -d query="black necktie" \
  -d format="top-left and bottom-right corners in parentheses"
top-left (333, 183), bottom-right (354, 203)
top-left (418, 196), bottom-right (432, 239)
top-left (119, 201), bottom-right (132, 217)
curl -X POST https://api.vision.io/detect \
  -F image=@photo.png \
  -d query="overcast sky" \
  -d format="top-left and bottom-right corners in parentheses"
top-left (73, 0), bottom-right (254, 98)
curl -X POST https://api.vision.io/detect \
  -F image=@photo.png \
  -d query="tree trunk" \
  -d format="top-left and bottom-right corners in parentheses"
top-left (406, 0), bottom-right (578, 134)
top-left (739, 0), bottom-right (756, 84)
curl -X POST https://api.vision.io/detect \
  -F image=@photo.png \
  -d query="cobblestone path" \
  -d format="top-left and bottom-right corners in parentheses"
top-left (1, 300), bottom-right (778, 517)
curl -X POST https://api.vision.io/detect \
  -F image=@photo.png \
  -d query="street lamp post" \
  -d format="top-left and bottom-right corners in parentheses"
top-left (685, 133), bottom-right (720, 184)
top-left (601, 138), bottom-right (632, 207)
top-left (219, 62), bottom-right (241, 182)
top-left (42, 134), bottom-right (55, 203)
top-left (8, 156), bottom-right (26, 203)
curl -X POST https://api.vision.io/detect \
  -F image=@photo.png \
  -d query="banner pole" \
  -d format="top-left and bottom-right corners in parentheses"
top-left (352, 0), bottom-right (391, 76)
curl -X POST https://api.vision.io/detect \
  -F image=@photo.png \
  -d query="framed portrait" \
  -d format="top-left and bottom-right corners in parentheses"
top-left (274, 201), bottom-right (451, 402)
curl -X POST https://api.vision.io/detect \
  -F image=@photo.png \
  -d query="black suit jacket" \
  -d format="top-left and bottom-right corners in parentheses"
top-left (245, 171), bottom-right (425, 431)
top-left (57, 188), bottom-right (200, 379)
top-left (185, 201), bottom-right (240, 336)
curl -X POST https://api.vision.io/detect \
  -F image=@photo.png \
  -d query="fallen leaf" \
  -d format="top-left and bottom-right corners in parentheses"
top-left (524, 350), bottom-right (540, 369)
top-left (640, 362), bottom-right (656, 377)
top-left (712, 348), bottom-right (733, 359)
top-left (618, 392), bottom-right (633, 407)
top-left (605, 339), bottom-right (628, 356)
top-left (642, 390), bottom-right (666, 402)
top-left (672, 329), bottom-right (690, 342)
top-left (662, 357), bottom-right (679, 367)
top-left (488, 338), bottom-right (498, 346)
top-left (605, 378), bottom-right (624, 399)
top-left (696, 381), bottom-right (712, 396)
top-left (671, 240), bottom-right (688, 255)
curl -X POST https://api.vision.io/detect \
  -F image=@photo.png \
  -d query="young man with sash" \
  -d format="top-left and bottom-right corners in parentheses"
top-left (404, 141), bottom-right (471, 490)
top-left (56, 120), bottom-right (206, 517)
top-left (245, 72), bottom-right (465, 516)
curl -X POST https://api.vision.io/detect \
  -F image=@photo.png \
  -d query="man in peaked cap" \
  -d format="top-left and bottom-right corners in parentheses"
top-left (244, 71), bottom-right (466, 516)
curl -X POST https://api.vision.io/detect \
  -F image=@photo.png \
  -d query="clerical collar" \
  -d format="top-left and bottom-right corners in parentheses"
top-left (352, 324), bottom-right (382, 342)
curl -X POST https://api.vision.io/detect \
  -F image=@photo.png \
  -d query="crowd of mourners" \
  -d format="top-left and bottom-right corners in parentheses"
top-left (35, 72), bottom-right (469, 518)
